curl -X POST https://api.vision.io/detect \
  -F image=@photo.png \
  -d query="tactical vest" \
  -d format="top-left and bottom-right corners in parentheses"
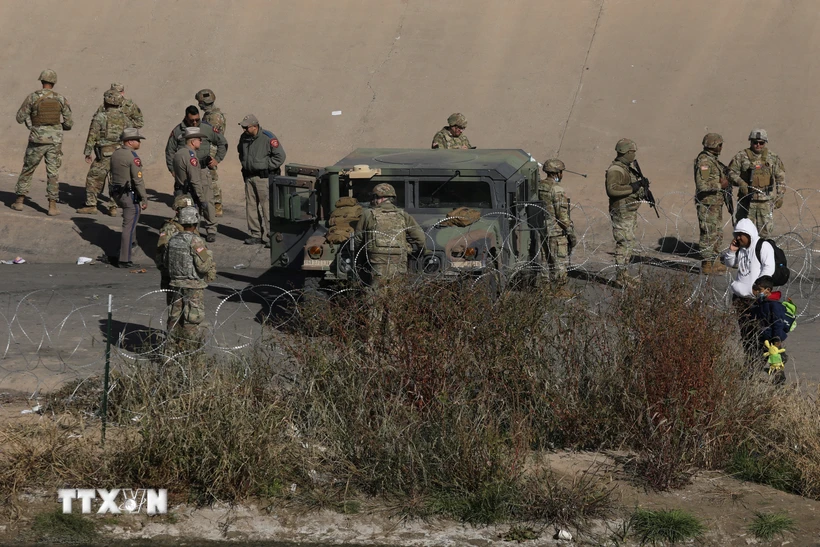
top-left (30, 91), bottom-right (62, 126)
top-left (167, 232), bottom-right (199, 281)
top-left (745, 149), bottom-right (773, 190)
top-left (369, 208), bottom-right (407, 253)
top-left (99, 110), bottom-right (129, 155)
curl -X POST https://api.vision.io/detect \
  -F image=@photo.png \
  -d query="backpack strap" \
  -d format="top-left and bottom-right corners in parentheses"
top-left (754, 238), bottom-right (771, 263)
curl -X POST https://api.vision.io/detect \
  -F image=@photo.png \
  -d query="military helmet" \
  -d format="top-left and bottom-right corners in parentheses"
top-left (748, 128), bottom-right (768, 142)
top-left (447, 112), bottom-right (467, 128)
top-left (179, 206), bottom-right (200, 225)
top-left (615, 138), bottom-right (637, 154)
top-left (543, 158), bottom-right (566, 174)
top-left (702, 133), bottom-right (723, 149)
top-left (38, 69), bottom-right (57, 84)
top-left (173, 194), bottom-right (195, 211)
top-left (103, 89), bottom-right (124, 107)
top-left (110, 83), bottom-right (125, 92)
top-left (372, 183), bottom-right (397, 198)
top-left (195, 89), bottom-right (216, 105)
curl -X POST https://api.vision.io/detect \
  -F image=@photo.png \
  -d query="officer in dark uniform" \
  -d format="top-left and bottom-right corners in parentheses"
top-left (109, 128), bottom-right (148, 267)
top-left (173, 127), bottom-right (217, 242)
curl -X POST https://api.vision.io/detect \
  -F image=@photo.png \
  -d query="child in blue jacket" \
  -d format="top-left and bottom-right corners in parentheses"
top-left (750, 275), bottom-right (788, 383)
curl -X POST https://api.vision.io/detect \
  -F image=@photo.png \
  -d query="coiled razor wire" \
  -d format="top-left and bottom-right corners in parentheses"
top-left (1, 185), bottom-right (819, 396)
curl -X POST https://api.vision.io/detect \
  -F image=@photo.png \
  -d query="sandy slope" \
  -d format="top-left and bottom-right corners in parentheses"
top-left (2, 0), bottom-right (817, 212)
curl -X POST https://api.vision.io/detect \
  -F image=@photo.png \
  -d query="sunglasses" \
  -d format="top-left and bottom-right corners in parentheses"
top-left (751, 140), bottom-right (766, 145)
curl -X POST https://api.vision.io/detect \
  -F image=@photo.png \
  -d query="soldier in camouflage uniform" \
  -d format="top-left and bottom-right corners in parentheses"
top-left (92, 83), bottom-right (144, 128)
top-left (538, 159), bottom-right (577, 295)
top-left (694, 133), bottom-right (743, 274)
top-left (354, 183), bottom-right (427, 287)
top-left (431, 113), bottom-right (472, 150)
top-left (196, 89), bottom-right (226, 216)
top-left (729, 129), bottom-right (786, 238)
top-left (606, 138), bottom-right (644, 288)
top-left (11, 69), bottom-right (73, 216)
top-left (77, 89), bottom-right (132, 215)
top-left (165, 206), bottom-right (216, 348)
top-left (156, 195), bottom-right (195, 305)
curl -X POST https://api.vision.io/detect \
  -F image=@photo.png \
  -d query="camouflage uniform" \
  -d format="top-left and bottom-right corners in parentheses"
top-left (156, 196), bottom-right (193, 305)
top-left (355, 198), bottom-right (426, 286)
top-left (201, 104), bottom-right (226, 209)
top-left (81, 100), bottom-right (130, 210)
top-left (165, 227), bottom-right (216, 346)
top-left (538, 161), bottom-right (575, 287)
top-left (14, 86), bottom-right (73, 203)
top-left (694, 149), bottom-right (728, 263)
top-left (729, 145), bottom-right (785, 239)
top-left (92, 99), bottom-right (143, 128)
top-left (431, 127), bottom-right (472, 150)
top-left (606, 140), bottom-right (643, 283)
top-left (431, 112), bottom-right (471, 149)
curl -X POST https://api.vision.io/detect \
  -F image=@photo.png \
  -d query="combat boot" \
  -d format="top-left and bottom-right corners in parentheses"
top-left (10, 195), bottom-right (25, 211)
top-left (76, 206), bottom-right (99, 215)
top-left (701, 260), bottom-right (727, 275)
top-left (47, 200), bottom-right (60, 216)
top-left (108, 206), bottom-right (118, 217)
top-left (215, 203), bottom-right (223, 217)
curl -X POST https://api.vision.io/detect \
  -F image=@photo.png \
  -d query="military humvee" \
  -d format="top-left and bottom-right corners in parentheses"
top-left (268, 148), bottom-right (546, 288)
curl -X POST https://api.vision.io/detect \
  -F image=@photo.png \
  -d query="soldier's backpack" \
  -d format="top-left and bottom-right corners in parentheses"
top-left (755, 239), bottom-right (790, 286)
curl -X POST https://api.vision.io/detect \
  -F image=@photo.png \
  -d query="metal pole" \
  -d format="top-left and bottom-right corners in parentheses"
top-left (101, 294), bottom-right (112, 447)
top-left (564, 169), bottom-right (588, 178)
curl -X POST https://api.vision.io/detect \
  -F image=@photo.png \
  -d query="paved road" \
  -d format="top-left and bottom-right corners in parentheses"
top-left (2, 261), bottom-right (817, 396)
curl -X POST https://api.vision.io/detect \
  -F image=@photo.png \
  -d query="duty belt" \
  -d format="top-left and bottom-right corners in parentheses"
top-left (243, 169), bottom-right (269, 179)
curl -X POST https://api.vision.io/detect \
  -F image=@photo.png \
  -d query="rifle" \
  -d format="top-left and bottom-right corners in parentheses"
top-left (630, 160), bottom-right (659, 218)
top-left (716, 159), bottom-right (735, 216)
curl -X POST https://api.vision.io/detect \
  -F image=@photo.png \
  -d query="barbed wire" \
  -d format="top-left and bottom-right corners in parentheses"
top-left (1, 186), bottom-right (818, 397)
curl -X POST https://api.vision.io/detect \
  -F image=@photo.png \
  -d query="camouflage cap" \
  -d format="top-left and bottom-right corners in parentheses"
top-left (195, 88), bottom-right (216, 104)
top-left (615, 138), bottom-right (637, 154)
top-left (748, 129), bottom-right (768, 142)
top-left (372, 183), bottom-right (397, 198)
top-left (447, 113), bottom-right (467, 128)
top-left (543, 158), bottom-right (566, 173)
top-left (110, 83), bottom-right (125, 92)
top-left (103, 89), bottom-right (124, 106)
top-left (120, 128), bottom-right (146, 141)
top-left (179, 206), bottom-right (200, 225)
top-left (38, 69), bottom-right (57, 84)
top-left (173, 194), bottom-right (195, 211)
top-left (702, 133), bottom-right (723, 149)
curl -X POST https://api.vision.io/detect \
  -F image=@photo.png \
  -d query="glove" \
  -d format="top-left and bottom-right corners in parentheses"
top-left (775, 197), bottom-right (784, 209)
top-left (763, 340), bottom-right (786, 371)
top-left (719, 176), bottom-right (730, 189)
top-left (567, 232), bottom-right (578, 249)
top-left (738, 183), bottom-right (749, 197)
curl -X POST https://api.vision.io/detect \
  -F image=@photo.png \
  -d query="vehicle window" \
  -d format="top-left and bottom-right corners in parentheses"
top-left (418, 180), bottom-right (492, 209)
top-left (351, 180), bottom-right (406, 206)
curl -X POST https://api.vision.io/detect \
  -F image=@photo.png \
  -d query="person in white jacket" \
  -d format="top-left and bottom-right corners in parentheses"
top-left (721, 218), bottom-right (775, 299)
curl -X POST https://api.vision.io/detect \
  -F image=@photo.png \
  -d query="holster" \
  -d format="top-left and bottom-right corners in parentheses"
top-left (93, 146), bottom-right (103, 162)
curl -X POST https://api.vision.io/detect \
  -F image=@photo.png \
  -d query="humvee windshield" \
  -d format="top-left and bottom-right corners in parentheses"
top-left (352, 180), bottom-right (407, 205)
top-left (419, 180), bottom-right (492, 209)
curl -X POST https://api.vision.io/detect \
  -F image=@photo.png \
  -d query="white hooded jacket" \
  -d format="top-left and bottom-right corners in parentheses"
top-left (721, 218), bottom-right (775, 297)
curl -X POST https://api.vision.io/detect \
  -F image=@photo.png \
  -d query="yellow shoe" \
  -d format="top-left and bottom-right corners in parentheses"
top-left (215, 203), bottom-right (223, 217)
top-left (76, 206), bottom-right (99, 215)
top-left (47, 200), bottom-right (60, 216)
